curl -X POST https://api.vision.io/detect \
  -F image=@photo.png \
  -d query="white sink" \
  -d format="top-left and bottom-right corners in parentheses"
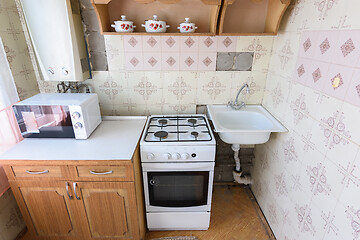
top-left (207, 105), bottom-right (287, 145)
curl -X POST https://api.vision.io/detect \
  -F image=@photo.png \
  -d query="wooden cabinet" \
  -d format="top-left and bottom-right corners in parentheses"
top-left (79, 182), bottom-right (138, 239)
top-left (2, 147), bottom-right (145, 240)
top-left (92, 0), bottom-right (290, 36)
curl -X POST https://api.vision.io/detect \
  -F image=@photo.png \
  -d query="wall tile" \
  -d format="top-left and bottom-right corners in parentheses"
top-left (179, 36), bottom-right (199, 52)
top-left (161, 52), bottom-right (180, 71)
top-left (142, 35), bottom-right (161, 52)
top-left (345, 69), bottom-right (360, 107)
top-left (312, 31), bottom-right (338, 63)
top-left (198, 36), bottom-right (217, 52)
top-left (160, 36), bottom-right (180, 52)
top-left (197, 52), bottom-right (216, 71)
top-left (332, 30), bottom-right (360, 67)
top-left (123, 35), bottom-right (143, 52)
top-left (322, 64), bottom-right (353, 100)
top-left (179, 52), bottom-right (198, 71)
top-left (124, 52), bottom-right (144, 71)
top-left (143, 52), bottom-right (161, 71)
top-left (217, 36), bottom-right (237, 52)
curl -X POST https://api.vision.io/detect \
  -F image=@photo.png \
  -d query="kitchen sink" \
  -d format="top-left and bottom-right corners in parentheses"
top-left (207, 104), bottom-right (287, 145)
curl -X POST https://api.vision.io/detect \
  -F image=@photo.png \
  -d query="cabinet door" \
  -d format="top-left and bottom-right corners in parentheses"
top-left (11, 180), bottom-right (89, 239)
top-left (78, 182), bottom-right (139, 240)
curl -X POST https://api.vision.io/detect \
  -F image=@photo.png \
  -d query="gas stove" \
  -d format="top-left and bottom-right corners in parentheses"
top-left (143, 115), bottom-right (213, 142)
top-left (141, 114), bottom-right (215, 146)
top-left (140, 114), bottom-right (216, 230)
top-left (140, 114), bottom-right (216, 162)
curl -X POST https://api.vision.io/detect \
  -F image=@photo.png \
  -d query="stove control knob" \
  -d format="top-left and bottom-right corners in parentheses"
top-left (163, 153), bottom-right (171, 160)
top-left (171, 153), bottom-right (181, 160)
top-left (147, 153), bottom-right (155, 160)
top-left (181, 153), bottom-right (190, 160)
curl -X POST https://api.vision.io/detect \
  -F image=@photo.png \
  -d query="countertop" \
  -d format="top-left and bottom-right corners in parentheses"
top-left (0, 116), bottom-right (147, 161)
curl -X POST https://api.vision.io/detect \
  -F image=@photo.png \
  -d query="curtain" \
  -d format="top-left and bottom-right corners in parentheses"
top-left (0, 37), bottom-right (22, 196)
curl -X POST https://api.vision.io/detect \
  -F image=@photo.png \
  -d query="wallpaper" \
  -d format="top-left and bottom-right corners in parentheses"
top-left (251, 0), bottom-right (360, 240)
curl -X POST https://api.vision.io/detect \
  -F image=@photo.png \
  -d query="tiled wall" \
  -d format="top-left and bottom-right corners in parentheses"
top-left (0, 0), bottom-right (36, 238)
top-left (78, 35), bottom-right (274, 115)
top-left (0, 189), bottom-right (25, 240)
top-left (251, 1), bottom-right (360, 240)
top-left (0, 0), bottom-right (39, 100)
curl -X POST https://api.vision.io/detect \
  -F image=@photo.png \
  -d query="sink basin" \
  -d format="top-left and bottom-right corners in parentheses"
top-left (207, 105), bottom-right (287, 145)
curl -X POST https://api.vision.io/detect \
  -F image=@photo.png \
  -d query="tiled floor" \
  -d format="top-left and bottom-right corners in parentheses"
top-left (146, 185), bottom-right (275, 240)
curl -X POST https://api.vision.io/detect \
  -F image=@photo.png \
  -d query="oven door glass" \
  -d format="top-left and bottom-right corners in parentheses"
top-left (12, 105), bottom-right (75, 138)
top-left (147, 171), bottom-right (209, 207)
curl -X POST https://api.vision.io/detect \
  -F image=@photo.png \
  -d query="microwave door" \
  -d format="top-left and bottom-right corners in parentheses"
top-left (14, 105), bottom-right (76, 138)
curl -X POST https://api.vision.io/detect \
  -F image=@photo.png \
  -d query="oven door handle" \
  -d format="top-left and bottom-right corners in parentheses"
top-left (141, 162), bottom-right (214, 171)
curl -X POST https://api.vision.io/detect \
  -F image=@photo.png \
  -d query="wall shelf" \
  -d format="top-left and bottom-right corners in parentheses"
top-left (218, 0), bottom-right (291, 35)
top-left (92, 0), bottom-right (290, 36)
top-left (92, 0), bottom-right (221, 35)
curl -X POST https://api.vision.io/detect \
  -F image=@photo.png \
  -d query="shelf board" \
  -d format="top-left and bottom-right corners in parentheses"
top-left (102, 32), bottom-right (216, 36)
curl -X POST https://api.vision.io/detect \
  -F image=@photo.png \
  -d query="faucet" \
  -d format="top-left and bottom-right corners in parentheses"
top-left (227, 83), bottom-right (249, 110)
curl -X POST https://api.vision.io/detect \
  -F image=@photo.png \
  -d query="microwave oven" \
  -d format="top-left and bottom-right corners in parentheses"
top-left (13, 93), bottom-right (101, 139)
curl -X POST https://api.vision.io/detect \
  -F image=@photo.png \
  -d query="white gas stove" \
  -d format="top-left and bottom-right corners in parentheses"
top-left (140, 114), bottom-right (216, 231)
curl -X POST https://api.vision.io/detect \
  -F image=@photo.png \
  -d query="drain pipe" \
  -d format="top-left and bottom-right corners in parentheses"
top-left (232, 144), bottom-right (252, 185)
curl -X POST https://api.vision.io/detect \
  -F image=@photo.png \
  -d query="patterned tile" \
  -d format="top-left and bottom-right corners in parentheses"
top-left (322, 64), bottom-right (354, 101)
top-left (199, 36), bottom-right (218, 52)
top-left (217, 36), bottom-right (237, 52)
top-left (124, 52), bottom-right (143, 70)
top-left (198, 52), bottom-right (217, 71)
top-left (142, 35), bottom-right (161, 52)
top-left (180, 36), bottom-right (199, 52)
top-left (332, 31), bottom-right (360, 67)
top-left (161, 36), bottom-right (180, 52)
top-left (345, 69), bottom-right (360, 107)
top-left (312, 31), bottom-right (339, 62)
top-left (143, 52), bottom-right (161, 71)
top-left (161, 52), bottom-right (180, 71)
top-left (123, 35), bottom-right (143, 52)
top-left (179, 52), bottom-right (198, 71)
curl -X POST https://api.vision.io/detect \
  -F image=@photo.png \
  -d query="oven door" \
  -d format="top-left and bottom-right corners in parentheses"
top-left (142, 162), bottom-right (214, 212)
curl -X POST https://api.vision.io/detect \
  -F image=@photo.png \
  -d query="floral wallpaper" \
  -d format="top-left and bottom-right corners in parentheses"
top-left (251, 0), bottom-right (360, 240)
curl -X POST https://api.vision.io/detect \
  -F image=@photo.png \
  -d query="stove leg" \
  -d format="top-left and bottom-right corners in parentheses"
top-left (231, 144), bottom-right (252, 185)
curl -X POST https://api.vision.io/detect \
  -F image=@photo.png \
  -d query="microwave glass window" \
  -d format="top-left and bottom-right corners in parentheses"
top-left (13, 105), bottom-right (75, 138)
top-left (147, 171), bottom-right (209, 207)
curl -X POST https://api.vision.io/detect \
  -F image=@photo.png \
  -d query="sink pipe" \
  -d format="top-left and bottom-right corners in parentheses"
top-left (231, 144), bottom-right (252, 185)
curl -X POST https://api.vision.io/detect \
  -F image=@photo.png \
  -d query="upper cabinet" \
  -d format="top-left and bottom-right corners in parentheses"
top-left (92, 0), bottom-right (290, 36)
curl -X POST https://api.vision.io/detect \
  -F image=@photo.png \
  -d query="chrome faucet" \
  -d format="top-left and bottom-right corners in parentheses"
top-left (227, 83), bottom-right (249, 110)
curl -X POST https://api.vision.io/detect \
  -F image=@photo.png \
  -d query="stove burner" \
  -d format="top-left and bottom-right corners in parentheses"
top-left (191, 131), bottom-right (199, 138)
top-left (154, 131), bottom-right (168, 139)
top-left (158, 119), bottom-right (168, 125)
top-left (188, 119), bottom-right (197, 125)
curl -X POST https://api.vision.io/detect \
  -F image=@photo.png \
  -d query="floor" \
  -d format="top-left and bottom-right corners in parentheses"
top-left (146, 185), bottom-right (275, 240)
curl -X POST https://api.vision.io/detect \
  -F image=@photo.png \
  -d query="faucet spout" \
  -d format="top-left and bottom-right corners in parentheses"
top-left (228, 83), bottom-right (249, 110)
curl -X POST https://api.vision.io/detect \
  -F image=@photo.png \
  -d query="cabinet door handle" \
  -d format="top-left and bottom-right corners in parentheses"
top-left (66, 182), bottom-right (72, 200)
top-left (25, 170), bottom-right (49, 174)
top-left (73, 182), bottom-right (80, 200)
top-left (89, 170), bottom-right (113, 175)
